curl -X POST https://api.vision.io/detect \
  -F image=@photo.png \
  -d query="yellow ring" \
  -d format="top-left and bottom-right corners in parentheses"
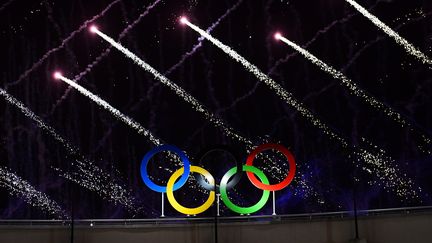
top-left (166, 166), bottom-right (215, 215)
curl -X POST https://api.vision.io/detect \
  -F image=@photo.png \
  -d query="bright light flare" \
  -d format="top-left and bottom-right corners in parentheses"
top-left (180, 16), bottom-right (188, 25)
top-left (53, 71), bottom-right (62, 80)
top-left (56, 74), bottom-right (161, 146)
top-left (181, 19), bottom-right (420, 199)
top-left (89, 25), bottom-right (98, 33)
top-left (276, 32), bottom-right (427, 135)
top-left (91, 27), bottom-right (302, 183)
top-left (274, 32), bottom-right (282, 40)
top-left (345, 0), bottom-right (432, 65)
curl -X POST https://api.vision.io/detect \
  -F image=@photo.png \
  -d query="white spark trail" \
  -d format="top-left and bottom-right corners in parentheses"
top-left (164, 0), bottom-right (244, 76)
top-left (90, 29), bottom-right (335, 202)
top-left (0, 88), bottom-right (76, 155)
top-left (56, 74), bottom-right (220, 197)
top-left (277, 35), bottom-right (411, 129)
top-left (0, 166), bottom-right (67, 218)
top-left (183, 19), bottom-right (419, 199)
top-left (5, 0), bottom-right (122, 89)
top-left (0, 87), bottom-right (137, 210)
top-left (47, 0), bottom-right (163, 116)
top-left (345, 0), bottom-right (432, 65)
top-left (92, 28), bottom-right (305, 181)
top-left (182, 19), bottom-right (349, 148)
top-left (91, 28), bottom-right (250, 147)
top-left (56, 74), bottom-right (162, 146)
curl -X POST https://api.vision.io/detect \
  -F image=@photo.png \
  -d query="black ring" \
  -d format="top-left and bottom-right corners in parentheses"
top-left (194, 145), bottom-right (243, 192)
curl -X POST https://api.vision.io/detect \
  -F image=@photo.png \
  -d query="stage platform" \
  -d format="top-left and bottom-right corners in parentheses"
top-left (0, 206), bottom-right (431, 243)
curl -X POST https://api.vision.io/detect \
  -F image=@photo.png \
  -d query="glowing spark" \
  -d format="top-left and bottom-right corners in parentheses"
top-left (53, 73), bottom-right (205, 196)
top-left (89, 29), bottom-right (250, 146)
top-left (277, 34), bottom-right (414, 130)
top-left (92, 28), bottom-right (305, 184)
top-left (90, 25), bottom-right (98, 33)
top-left (53, 71), bottom-right (62, 80)
top-left (345, 0), bottom-right (432, 65)
top-left (90, 28), bottom-right (332, 202)
top-left (182, 18), bottom-right (348, 147)
top-left (0, 87), bottom-right (137, 211)
top-left (0, 166), bottom-right (67, 219)
top-left (164, 0), bottom-right (243, 76)
top-left (74, 0), bottom-right (317, 197)
top-left (0, 87), bottom-right (76, 155)
top-left (55, 73), bottom-right (162, 146)
top-left (5, 0), bottom-right (122, 89)
top-left (180, 16), bottom-right (188, 24)
top-left (354, 148), bottom-right (418, 199)
top-left (47, 0), bottom-right (163, 115)
top-left (182, 20), bottom-right (420, 199)
top-left (274, 32), bottom-right (282, 40)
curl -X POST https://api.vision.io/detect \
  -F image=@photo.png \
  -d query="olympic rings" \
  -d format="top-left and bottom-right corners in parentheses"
top-left (220, 165), bottom-right (270, 214)
top-left (167, 166), bottom-right (215, 215)
top-left (140, 143), bottom-right (296, 215)
top-left (246, 143), bottom-right (296, 191)
top-left (140, 144), bottom-right (191, 193)
top-left (194, 145), bottom-right (243, 192)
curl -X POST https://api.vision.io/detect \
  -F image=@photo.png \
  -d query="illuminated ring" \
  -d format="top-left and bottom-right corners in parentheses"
top-left (167, 166), bottom-right (215, 215)
top-left (140, 145), bottom-right (191, 193)
top-left (220, 165), bottom-right (270, 214)
top-left (194, 145), bottom-right (242, 192)
top-left (246, 143), bottom-right (296, 191)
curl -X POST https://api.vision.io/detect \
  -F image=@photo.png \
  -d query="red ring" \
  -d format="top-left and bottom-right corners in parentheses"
top-left (246, 143), bottom-right (296, 191)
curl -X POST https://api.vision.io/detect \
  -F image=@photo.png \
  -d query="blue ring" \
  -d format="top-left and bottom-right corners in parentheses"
top-left (140, 145), bottom-right (191, 193)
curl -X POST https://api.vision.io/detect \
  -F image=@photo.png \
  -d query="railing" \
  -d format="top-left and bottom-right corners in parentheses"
top-left (0, 205), bottom-right (431, 228)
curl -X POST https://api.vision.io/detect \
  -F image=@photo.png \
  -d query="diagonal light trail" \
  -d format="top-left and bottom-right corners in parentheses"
top-left (54, 72), bottom-right (162, 146)
top-left (275, 33), bottom-right (431, 149)
top-left (180, 17), bottom-right (349, 147)
top-left (73, 0), bottom-right (163, 82)
top-left (0, 166), bottom-right (67, 218)
top-left (48, 0), bottom-right (241, 117)
top-left (181, 18), bottom-right (420, 199)
top-left (88, 27), bottom-right (338, 202)
top-left (345, 0), bottom-right (432, 65)
top-left (0, 87), bottom-right (138, 211)
top-left (48, 0), bottom-right (163, 116)
top-left (90, 27), bottom-right (308, 182)
top-left (53, 73), bottom-right (232, 198)
top-left (54, 72), bottom-right (250, 180)
top-left (4, 0), bottom-right (122, 89)
top-left (164, 0), bottom-right (244, 76)
top-left (89, 27), bottom-right (251, 147)
top-left (228, 6), bottom-right (432, 113)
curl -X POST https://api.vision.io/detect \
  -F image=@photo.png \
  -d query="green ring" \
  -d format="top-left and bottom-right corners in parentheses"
top-left (220, 165), bottom-right (270, 214)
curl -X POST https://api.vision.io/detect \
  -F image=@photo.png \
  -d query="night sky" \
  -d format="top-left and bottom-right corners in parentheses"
top-left (0, 0), bottom-right (431, 219)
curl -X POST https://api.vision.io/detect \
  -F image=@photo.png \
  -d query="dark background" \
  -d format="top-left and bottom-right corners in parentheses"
top-left (0, 0), bottom-right (431, 219)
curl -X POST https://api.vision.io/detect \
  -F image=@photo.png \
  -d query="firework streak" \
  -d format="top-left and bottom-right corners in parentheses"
top-left (0, 87), bottom-right (137, 211)
top-left (91, 27), bottom-right (302, 181)
top-left (54, 73), bottom-right (224, 198)
top-left (0, 166), bottom-right (67, 218)
top-left (5, 0), bottom-right (122, 89)
top-left (55, 72), bottom-right (162, 146)
top-left (48, 0), bottom-right (163, 115)
top-left (276, 33), bottom-right (429, 143)
top-left (181, 18), bottom-right (420, 199)
top-left (164, 0), bottom-right (244, 76)
top-left (48, 0), bottom-right (239, 116)
top-left (345, 0), bottom-right (432, 65)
